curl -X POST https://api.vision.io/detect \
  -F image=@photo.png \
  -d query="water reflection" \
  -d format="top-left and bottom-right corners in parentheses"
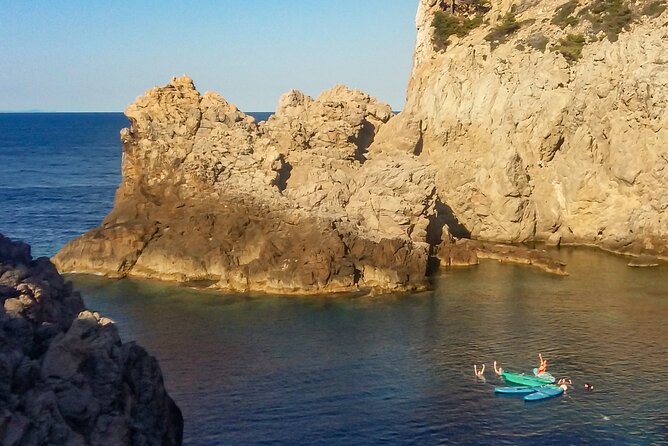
top-left (72, 247), bottom-right (668, 445)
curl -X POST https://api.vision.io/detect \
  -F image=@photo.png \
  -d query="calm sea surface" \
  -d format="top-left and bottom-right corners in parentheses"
top-left (1, 113), bottom-right (667, 445)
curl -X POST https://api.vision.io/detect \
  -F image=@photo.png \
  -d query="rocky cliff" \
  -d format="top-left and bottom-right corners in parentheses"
top-left (54, 79), bottom-right (437, 293)
top-left (375, 0), bottom-right (668, 256)
top-left (55, 0), bottom-right (667, 292)
top-left (0, 234), bottom-right (182, 445)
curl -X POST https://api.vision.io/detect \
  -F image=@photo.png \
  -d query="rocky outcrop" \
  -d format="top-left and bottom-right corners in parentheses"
top-left (373, 0), bottom-right (668, 259)
top-left (54, 78), bottom-right (437, 293)
top-left (0, 234), bottom-right (182, 445)
top-left (438, 238), bottom-right (567, 275)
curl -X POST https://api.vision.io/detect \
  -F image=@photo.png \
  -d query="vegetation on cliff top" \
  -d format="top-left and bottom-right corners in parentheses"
top-left (484, 13), bottom-right (521, 49)
top-left (554, 33), bottom-right (587, 62)
top-left (432, 10), bottom-right (483, 50)
top-left (579, 0), bottom-right (634, 41)
top-left (642, 0), bottom-right (667, 17)
top-left (431, 0), bottom-right (491, 51)
top-left (552, 0), bottom-right (580, 27)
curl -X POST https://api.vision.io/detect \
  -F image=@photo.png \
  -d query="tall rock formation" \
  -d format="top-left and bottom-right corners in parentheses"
top-left (54, 78), bottom-right (437, 293)
top-left (0, 234), bottom-right (182, 445)
top-left (374, 0), bottom-right (668, 257)
top-left (55, 0), bottom-right (667, 291)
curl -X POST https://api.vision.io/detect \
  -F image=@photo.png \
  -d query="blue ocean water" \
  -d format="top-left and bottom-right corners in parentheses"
top-left (0, 112), bottom-right (272, 257)
top-left (1, 113), bottom-right (667, 445)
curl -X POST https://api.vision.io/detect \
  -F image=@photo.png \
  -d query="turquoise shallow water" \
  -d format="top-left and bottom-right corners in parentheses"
top-left (2, 113), bottom-right (668, 444)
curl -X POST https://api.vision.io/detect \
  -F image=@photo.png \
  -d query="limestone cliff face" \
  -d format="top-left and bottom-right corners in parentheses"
top-left (376, 0), bottom-right (668, 256)
top-left (0, 234), bottom-right (182, 445)
top-left (55, 78), bottom-right (436, 293)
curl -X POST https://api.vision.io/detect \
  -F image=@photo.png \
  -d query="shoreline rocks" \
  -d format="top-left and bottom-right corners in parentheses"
top-left (1, 234), bottom-right (183, 445)
top-left (437, 238), bottom-right (568, 276)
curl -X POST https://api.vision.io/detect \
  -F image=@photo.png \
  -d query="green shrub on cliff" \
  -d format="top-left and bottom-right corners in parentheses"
top-left (579, 0), bottom-right (633, 42)
top-left (552, 0), bottom-right (580, 27)
top-left (527, 33), bottom-right (550, 52)
top-left (484, 13), bottom-right (521, 49)
top-left (432, 10), bottom-right (483, 50)
top-left (642, 0), bottom-right (667, 17)
top-left (554, 33), bottom-right (586, 62)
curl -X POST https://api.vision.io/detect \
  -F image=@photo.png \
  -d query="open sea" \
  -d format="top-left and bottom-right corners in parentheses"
top-left (1, 113), bottom-right (667, 445)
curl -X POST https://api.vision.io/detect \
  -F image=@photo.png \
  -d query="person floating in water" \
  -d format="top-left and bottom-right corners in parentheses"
top-left (493, 361), bottom-right (503, 376)
top-left (584, 383), bottom-right (595, 391)
top-left (474, 364), bottom-right (485, 378)
top-left (536, 353), bottom-right (548, 375)
top-left (558, 378), bottom-right (572, 392)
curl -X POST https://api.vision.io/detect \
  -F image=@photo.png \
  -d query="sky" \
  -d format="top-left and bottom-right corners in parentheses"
top-left (0, 1), bottom-right (419, 112)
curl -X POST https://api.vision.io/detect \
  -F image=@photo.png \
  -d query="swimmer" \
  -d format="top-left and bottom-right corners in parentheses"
top-left (493, 361), bottom-right (503, 376)
top-left (474, 364), bottom-right (485, 378)
top-left (558, 378), bottom-right (572, 393)
top-left (584, 383), bottom-right (595, 391)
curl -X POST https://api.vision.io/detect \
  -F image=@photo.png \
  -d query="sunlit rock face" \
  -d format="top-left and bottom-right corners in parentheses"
top-left (374, 0), bottom-right (668, 257)
top-left (54, 77), bottom-right (437, 293)
top-left (0, 233), bottom-right (183, 445)
top-left (55, 0), bottom-right (668, 292)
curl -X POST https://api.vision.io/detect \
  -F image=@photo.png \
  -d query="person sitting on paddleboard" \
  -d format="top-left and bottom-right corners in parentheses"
top-left (493, 361), bottom-right (503, 376)
top-left (537, 353), bottom-right (548, 374)
top-left (474, 364), bottom-right (485, 378)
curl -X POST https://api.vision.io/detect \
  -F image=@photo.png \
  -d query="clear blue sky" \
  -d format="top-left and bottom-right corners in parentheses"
top-left (0, 1), bottom-right (418, 112)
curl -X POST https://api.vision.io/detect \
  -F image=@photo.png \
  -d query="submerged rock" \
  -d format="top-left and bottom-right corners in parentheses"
top-left (628, 255), bottom-right (660, 268)
top-left (0, 234), bottom-right (183, 445)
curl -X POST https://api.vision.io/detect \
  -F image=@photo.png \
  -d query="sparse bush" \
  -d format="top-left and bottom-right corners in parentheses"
top-left (458, 0), bottom-right (492, 15)
top-left (552, 0), bottom-right (580, 27)
top-left (527, 33), bottom-right (550, 52)
top-left (642, 0), bottom-right (667, 17)
top-left (432, 10), bottom-right (483, 50)
top-left (579, 0), bottom-right (633, 42)
top-left (484, 13), bottom-right (521, 49)
top-left (554, 33), bottom-right (586, 62)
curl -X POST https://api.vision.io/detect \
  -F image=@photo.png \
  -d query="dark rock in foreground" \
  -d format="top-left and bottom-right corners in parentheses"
top-left (0, 234), bottom-right (182, 445)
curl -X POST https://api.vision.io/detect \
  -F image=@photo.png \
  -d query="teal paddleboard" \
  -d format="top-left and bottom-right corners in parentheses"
top-left (532, 368), bottom-right (556, 383)
top-left (524, 385), bottom-right (564, 401)
top-left (502, 371), bottom-right (553, 387)
top-left (494, 386), bottom-right (543, 395)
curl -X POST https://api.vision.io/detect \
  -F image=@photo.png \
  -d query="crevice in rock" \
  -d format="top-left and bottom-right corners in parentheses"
top-left (353, 119), bottom-right (378, 163)
top-left (118, 225), bottom-right (162, 276)
top-left (426, 199), bottom-right (471, 245)
top-left (353, 265), bottom-right (363, 285)
top-left (273, 158), bottom-right (293, 193)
